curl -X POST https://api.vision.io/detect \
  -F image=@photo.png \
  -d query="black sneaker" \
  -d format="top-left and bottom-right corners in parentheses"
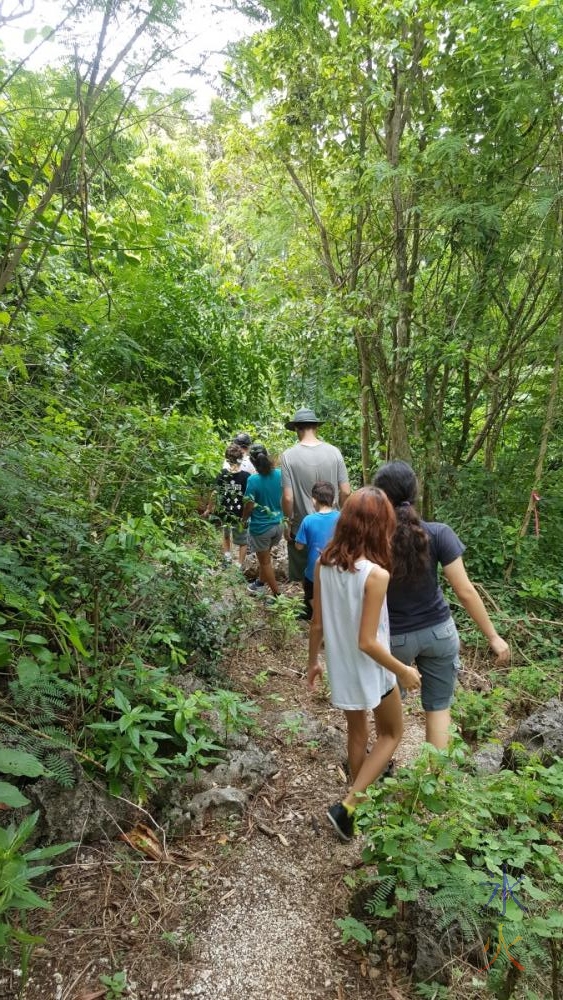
top-left (326, 802), bottom-right (354, 842)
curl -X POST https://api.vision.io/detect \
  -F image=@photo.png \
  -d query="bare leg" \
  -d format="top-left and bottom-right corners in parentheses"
top-left (344, 687), bottom-right (403, 807)
top-left (344, 710), bottom-right (369, 782)
top-left (256, 549), bottom-right (280, 596)
top-left (238, 544), bottom-right (247, 565)
top-left (425, 708), bottom-right (451, 750)
top-left (221, 528), bottom-right (232, 559)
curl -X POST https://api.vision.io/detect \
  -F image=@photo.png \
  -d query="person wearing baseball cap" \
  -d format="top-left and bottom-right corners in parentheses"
top-left (223, 432), bottom-right (256, 474)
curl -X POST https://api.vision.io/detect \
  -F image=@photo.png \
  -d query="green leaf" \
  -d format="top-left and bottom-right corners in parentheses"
top-left (24, 842), bottom-right (76, 860)
top-left (335, 916), bottom-right (373, 946)
top-left (23, 27), bottom-right (37, 43)
top-left (0, 749), bottom-right (44, 777)
top-left (113, 688), bottom-right (131, 714)
top-left (0, 781), bottom-right (30, 808)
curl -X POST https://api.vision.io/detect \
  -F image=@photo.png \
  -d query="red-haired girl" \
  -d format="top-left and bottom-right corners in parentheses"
top-left (308, 486), bottom-right (421, 841)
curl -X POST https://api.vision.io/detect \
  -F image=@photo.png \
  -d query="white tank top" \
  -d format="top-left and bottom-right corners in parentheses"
top-left (319, 558), bottom-right (396, 710)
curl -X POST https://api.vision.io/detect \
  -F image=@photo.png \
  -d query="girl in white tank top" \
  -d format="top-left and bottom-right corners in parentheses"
top-left (308, 487), bottom-right (421, 841)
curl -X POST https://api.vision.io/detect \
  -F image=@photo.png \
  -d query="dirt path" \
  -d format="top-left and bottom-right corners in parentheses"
top-left (15, 599), bottom-right (426, 1000)
top-left (181, 608), bottom-right (426, 1000)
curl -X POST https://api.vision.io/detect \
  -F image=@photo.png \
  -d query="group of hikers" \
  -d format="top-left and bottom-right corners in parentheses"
top-left (205, 408), bottom-right (510, 842)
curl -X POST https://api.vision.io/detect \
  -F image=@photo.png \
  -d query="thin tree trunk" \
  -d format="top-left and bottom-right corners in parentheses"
top-left (516, 310), bottom-right (562, 541)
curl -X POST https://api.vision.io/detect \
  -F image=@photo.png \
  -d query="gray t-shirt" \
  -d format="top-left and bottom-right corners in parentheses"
top-left (387, 521), bottom-right (465, 634)
top-left (281, 441), bottom-right (349, 532)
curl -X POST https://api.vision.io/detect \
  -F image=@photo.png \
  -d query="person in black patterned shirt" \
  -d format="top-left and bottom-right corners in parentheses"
top-left (204, 444), bottom-right (250, 566)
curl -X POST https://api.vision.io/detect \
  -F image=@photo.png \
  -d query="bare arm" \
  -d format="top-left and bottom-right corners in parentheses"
top-left (443, 557), bottom-right (510, 662)
top-left (338, 482), bottom-right (351, 508)
top-left (359, 570), bottom-right (421, 690)
top-left (282, 485), bottom-right (294, 521)
top-left (307, 561), bottom-right (324, 690)
top-left (242, 498), bottom-right (254, 522)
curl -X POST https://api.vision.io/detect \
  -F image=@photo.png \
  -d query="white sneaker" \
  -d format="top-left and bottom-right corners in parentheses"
top-left (247, 579), bottom-right (265, 595)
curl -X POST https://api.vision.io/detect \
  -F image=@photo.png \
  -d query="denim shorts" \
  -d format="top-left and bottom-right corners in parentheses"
top-left (390, 617), bottom-right (461, 711)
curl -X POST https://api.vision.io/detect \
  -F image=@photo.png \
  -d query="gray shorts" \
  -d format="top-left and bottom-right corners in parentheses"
top-left (390, 617), bottom-right (461, 711)
top-left (222, 523), bottom-right (248, 546)
top-left (249, 523), bottom-right (283, 552)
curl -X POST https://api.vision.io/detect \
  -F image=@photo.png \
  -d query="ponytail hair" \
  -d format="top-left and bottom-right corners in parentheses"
top-left (250, 444), bottom-right (273, 476)
top-left (372, 461), bottom-right (430, 581)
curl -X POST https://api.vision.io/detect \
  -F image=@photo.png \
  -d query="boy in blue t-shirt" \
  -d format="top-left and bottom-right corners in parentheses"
top-left (295, 481), bottom-right (340, 618)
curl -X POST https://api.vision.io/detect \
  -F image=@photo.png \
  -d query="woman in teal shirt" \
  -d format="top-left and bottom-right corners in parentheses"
top-left (243, 446), bottom-right (283, 599)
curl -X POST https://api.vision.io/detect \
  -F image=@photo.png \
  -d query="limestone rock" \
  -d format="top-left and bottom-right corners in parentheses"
top-left (473, 742), bottom-right (504, 774)
top-left (166, 786), bottom-right (248, 835)
top-left (505, 698), bottom-right (563, 764)
top-left (25, 756), bottom-right (140, 848)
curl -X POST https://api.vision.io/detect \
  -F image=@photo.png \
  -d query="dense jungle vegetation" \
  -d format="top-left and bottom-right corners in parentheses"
top-left (0, 0), bottom-right (562, 996)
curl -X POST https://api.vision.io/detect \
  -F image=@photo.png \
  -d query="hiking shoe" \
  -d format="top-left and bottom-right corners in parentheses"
top-left (326, 802), bottom-right (354, 843)
top-left (223, 553), bottom-right (233, 565)
top-left (247, 579), bottom-right (265, 595)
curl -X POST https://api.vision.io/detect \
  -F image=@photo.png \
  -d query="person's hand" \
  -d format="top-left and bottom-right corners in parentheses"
top-left (398, 665), bottom-right (422, 691)
top-left (490, 635), bottom-right (510, 664)
top-left (307, 661), bottom-right (324, 691)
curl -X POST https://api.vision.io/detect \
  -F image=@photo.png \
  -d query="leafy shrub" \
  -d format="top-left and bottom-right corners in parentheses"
top-left (0, 812), bottom-right (75, 974)
top-left (451, 686), bottom-right (508, 742)
top-left (354, 742), bottom-right (563, 998)
top-left (87, 684), bottom-right (257, 801)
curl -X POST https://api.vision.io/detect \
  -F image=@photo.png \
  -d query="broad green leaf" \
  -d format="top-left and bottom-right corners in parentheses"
top-left (0, 749), bottom-right (44, 777)
top-left (0, 782), bottom-right (30, 808)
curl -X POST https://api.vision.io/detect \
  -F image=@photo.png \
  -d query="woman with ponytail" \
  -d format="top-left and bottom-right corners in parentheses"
top-left (308, 487), bottom-right (421, 842)
top-left (242, 446), bottom-right (283, 599)
top-left (373, 461), bottom-right (509, 750)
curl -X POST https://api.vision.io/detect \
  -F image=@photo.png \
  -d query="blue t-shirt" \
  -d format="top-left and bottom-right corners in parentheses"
top-left (387, 521), bottom-right (466, 633)
top-left (295, 509), bottom-right (340, 581)
top-left (244, 469), bottom-right (283, 535)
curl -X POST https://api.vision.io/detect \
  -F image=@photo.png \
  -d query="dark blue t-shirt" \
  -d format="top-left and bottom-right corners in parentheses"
top-left (387, 521), bottom-right (465, 634)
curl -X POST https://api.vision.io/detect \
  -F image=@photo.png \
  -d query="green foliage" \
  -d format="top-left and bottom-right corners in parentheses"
top-left (267, 593), bottom-right (303, 645)
top-left (452, 687), bottom-right (508, 743)
top-left (87, 684), bottom-right (256, 801)
top-left (99, 970), bottom-right (128, 999)
top-left (0, 811), bottom-right (75, 971)
top-left (335, 916), bottom-right (372, 948)
top-left (355, 742), bottom-right (563, 996)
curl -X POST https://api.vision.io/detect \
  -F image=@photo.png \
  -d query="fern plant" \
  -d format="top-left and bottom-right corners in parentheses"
top-left (355, 741), bottom-right (563, 998)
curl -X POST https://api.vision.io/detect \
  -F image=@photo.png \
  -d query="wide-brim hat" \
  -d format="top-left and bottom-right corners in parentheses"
top-left (285, 407), bottom-right (325, 430)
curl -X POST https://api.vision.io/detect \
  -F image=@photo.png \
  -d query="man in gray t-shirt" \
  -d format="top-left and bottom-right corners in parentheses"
top-left (281, 408), bottom-right (350, 615)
